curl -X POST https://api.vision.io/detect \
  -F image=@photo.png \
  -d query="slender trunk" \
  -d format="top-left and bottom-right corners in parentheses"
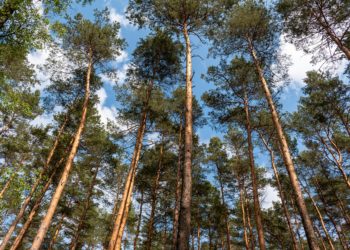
top-left (145, 145), bottom-right (163, 250)
top-left (108, 82), bottom-right (153, 250)
top-left (133, 191), bottom-right (144, 250)
top-left (248, 39), bottom-right (319, 250)
top-left (208, 218), bottom-right (212, 250)
top-left (314, 226), bottom-right (327, 250)
top-left (318, 135), bottom-right (350, 189)
top-left (0, 157), bottom-right (26, 199)
top-left (243, 92), bottom-right (266, 250)
top-left (304, 188), bottom-right (335, 250)
top-left (314, 181), bottom-right (349, 250)
top-left (70, 165), bottom-right (100, 250)
top-left (0, 116), bottom-right (68, 250)
top-left (177, 22), bottom-right (193, 250)
top-left (197, 222), bottom-right (200, 250)
top-left (48, 213), bottom-right (66, 250)
top-left (30, 48), bottom-right (93, 250)
top-left (10, 165), bottom-right (59, 250)
top-left (245, 194), bottom-right (255, 250)
top-left (216, 165), bottom-right (231, 250)
top-left (239, 182), bottom-right (250, 250)
top-left (257, 131), bottom-right (299, 250)
top-left (0, 173), bottom-right (15, 199)
top-left (173, 118), bottom-right (183, 249)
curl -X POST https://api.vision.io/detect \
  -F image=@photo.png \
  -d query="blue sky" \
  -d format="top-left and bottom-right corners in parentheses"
top-left (29, 0), bottom-right (348, 208)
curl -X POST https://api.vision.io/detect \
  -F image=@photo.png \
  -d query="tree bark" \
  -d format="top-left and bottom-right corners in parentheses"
top-left (215, 163), bottom-right (231, 250)
top-left (0, 115), bottom-right (68, 250)
top-left (133, 191), bottom-right (144, 250)
top-left (239, 181), bottom-right (249, 250)
top-left (177, 21), bottom-right (193, 250)
top-left (197, 222), bottom-right (200, 250)
top-left (48, 213), bottom-right (66, 250)
top-left (304, 188), bottom-right (335, 250)
top-left (257, 131), bottom-right (299, 250)
top-left (69, 164), bottom-right (100, 250)
top-left (248, 39), bottom-right (319, 250)
top-left (0, 157), bottom-right (25, 199)
top-left (108, 81), bottom-right (153, 250)
top-left (172, 117), bottom-right (183, 249)
top-left (10, 164), bottom-right (59, 250)
top-left (145, 145), bottom-right (163, 250)
top-left (30, 47), bottom-right (93, 250)
top-left (243, 92), bottom-right (266, 250)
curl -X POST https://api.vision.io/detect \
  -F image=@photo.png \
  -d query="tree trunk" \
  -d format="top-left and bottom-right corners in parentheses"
top-left (239, 181), bottom-right (249, 250)
top-left (134, 191), bottom-right (144, 250)
top-left (10, 164), bottom-right (60, 250)
top-left (245, 190), bottom-right (255, 250)
top-left (48, 213), bottom-right (66, 250)
top-left (145, 145), bottom-right (163, 250)
top-left (0, 115), bottom-right (68, 250)
top-left (69, 164), bottom-right (100, 250)
top-left (0, 157), bottom-right (26, 199)
top-left (197, 222), bottom-right (200, 250)
top-left (0, 172), bottom-right (15, 199)
top-left (314, 181), bottom-right (349, 250)
top-left (172, 118), bottom-right (183, 249)
top-left (30, 47), bottom-right (93, 250)
top-left (177, 21), bottom-right (193, 250)
top-left (216, 164), bottom-right (231, 250)
top-left (248, 39), bottom-right (319, 250)
top-left (243, 92), bottom-right (266, 250)
top-left (304, 188), bottom-right (335, 250)
top-left (257, 131), bottom-right (299, 250)
top-left (108, 82), bottom-right (153, 250)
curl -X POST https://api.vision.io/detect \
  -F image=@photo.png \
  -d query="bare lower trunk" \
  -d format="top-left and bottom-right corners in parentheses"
top-left (305, 188), bottom-right (335, 250)
top-left (197, 223), bottom-right (200, 250)
top-left (172, 119), bottom-right (183, 249)
top-left (48, 213), bottom-right (66, 250)
top-left (10, 165), bottom-right (59, 250)
top-left (239, 182), bottom-right (249, 250)
top-left (108, 82), bottom-right (153, 250)
top-left (177, 22), bottom-right (193, 250)
top-left (216, 165), bottom-right (231, 250)
top-left (30, 48), bottom-right (93, 250)
top-left (257, 131), bottom-right (299, 250)
top-left (243, 93), bottom-right (266, 250)
top-left (145, 145), bottom-right (163, 250)
top-left (245, 190), bottom-right (255, 250)
top-left (0, 116), bottom-right (68, 250)
top-left (70, 164), bottom-right (99, 250)
top-left (134, 191), bottom-right (144, 250)
top-left (248, 40), bottom-right (319, 250)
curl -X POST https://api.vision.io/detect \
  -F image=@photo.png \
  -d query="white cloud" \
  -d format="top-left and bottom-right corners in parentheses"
top-left (28, 47), bottom-right (51, 91)
top-left (280, 35), bottom-right (348, 90)
top-left (109, 7), bottom-right (131, 27)
top-left (261, 184), bottom-right (280, 209)
top-left (96, 88), bottom-right (118, 126)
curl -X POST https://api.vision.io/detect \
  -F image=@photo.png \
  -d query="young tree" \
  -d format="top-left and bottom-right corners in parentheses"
top-left (208, 1), bottom-right (319, 248)
top-left (127, 2), bottom-right (218, 247)
top-left (108, 31), bottom-right (181, 250)
top-left (30, 10), bottom-right (124, 249)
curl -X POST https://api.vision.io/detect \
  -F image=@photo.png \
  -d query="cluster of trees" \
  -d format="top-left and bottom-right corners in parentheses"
top-left (0, 0), bottom-right (349, 249)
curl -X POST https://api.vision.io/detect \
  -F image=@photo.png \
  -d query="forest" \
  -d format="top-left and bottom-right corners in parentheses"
top-left (0, 0), bottom-right (349, 249)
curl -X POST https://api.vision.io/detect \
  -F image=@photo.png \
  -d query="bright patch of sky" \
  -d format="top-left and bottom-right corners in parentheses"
top-left (28, 0), bottom-right (348, 209)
